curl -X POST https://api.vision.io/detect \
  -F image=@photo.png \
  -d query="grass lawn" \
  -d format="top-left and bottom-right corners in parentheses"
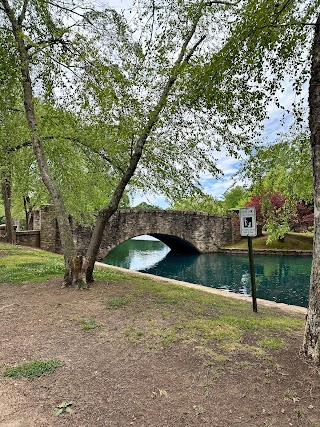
top-left (225, 232), bottom-right (313, 251)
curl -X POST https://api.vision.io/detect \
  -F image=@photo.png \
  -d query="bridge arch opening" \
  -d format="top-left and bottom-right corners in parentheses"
top-left (147, 234), bottom-right (200, 254)
top-left (103, 235), bottom-right (170, 270)
top-left (103, 234), bottom-right (200, 269)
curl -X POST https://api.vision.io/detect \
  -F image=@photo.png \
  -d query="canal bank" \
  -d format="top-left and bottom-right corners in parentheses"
top-left (96, 261), bottom-right (307, 316)
top-left (219, 247), bottom-right (312, 256)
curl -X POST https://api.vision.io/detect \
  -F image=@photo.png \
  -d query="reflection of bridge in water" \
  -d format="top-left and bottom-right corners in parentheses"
top-left (36, 205), bottom-right (241, 259)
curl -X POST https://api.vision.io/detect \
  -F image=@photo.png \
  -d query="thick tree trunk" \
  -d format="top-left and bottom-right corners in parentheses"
top-left (1, 175), bottom-right (14, 244)
top-left (303, 15), bottom-right (320, 362)
top-left (1, 0), bottom-right (77, 284)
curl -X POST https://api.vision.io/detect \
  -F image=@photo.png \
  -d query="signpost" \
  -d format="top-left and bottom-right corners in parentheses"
top-left (240, 207), bottom-right (257, 313)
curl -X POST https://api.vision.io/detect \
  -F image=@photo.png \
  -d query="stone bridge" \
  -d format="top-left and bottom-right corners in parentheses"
top-left (35, 205), bottom-right (240, 259)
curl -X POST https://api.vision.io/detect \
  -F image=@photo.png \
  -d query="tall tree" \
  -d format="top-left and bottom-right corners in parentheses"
top-left (303, 13), bottom-right (320, 362)
top-left (1, 0), bottom-right (319, 288)
top-left (0, 0), bottom-right (78, 284)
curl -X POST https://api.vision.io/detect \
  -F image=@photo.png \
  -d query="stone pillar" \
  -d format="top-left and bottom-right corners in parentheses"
top-left (33, 209), bottom-right (41, 231)
top-left (39, 204), bottom-right (60, 253)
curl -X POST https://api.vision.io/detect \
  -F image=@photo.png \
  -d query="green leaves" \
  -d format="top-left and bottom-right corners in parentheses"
top-left (55, 401), bottom-right (73, 416)
top-left (1, 0), bottom-right (318, 246)
top-left (239, 131), bottom-right (312, 203)
top-left (3, 359), bottom-right (61, 379)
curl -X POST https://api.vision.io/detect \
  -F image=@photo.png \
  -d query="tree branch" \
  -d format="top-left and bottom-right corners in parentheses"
top-left (18, 0), bottom-right (29, 25)
top-left (42, 135), bottom-right (125, 174)
top-left (205, 1), bottom-right (238, 6)
top-left (185, 35), bottom-right (206, 63)
top-left (7, 140), bottom-right (31, 152)
top-left (46, 0), bottom-right (116, 28)
top-left (26, 37), bottom-right (71, 51)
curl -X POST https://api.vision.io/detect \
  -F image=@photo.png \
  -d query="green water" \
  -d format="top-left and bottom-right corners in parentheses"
top-left (104, 239), bottom-right (312, 307)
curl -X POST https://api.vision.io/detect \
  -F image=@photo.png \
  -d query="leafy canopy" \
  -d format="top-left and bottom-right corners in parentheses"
top-left (1, 0), bottom-right (318, 221)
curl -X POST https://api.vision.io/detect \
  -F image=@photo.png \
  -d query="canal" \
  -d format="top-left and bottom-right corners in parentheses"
top-left (103, 238), bottom-right (312, 307)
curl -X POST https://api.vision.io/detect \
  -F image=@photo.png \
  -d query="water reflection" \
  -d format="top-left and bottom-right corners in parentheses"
top-left (104, 239), bottom-right (312, 307)
top-left (104, 239), bottom-right (170, 271)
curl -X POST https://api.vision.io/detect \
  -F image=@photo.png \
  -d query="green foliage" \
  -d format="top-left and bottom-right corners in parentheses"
top-left (133, 202), bottom-right (161, 210)
top-left (76, 316), bottom-right (102, 331)
top-left (239, 131), bottom-right (312, 203)
top-left (105, 296), bottom-right (131, 309)
top-left (5, 0), bottom-right (314, 219)
top-left (170, 187), bottom-right (249, 215)
top-left (170, 193), bottom-right (224, 214)
top-left (3, 359), bottom-right (61, 379)
top-left (55, 401), bottom-right (73, 417)
top-left (222, 186), bottom-right (248, 210)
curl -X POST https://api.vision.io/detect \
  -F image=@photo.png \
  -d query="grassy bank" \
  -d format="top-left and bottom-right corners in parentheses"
top-left (225, 232), bottom-right (313, 251)
top-left (0, 243), bottom-right (305, 356)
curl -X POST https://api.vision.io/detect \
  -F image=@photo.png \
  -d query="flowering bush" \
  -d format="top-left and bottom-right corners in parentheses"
top-left (245, 191), bottom-right (314, 241)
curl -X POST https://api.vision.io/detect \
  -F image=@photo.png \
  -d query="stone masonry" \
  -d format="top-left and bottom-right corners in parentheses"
top-left (37, 206), bottom-right (241, 260)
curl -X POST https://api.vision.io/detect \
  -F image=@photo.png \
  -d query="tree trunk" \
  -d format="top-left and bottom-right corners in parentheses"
top-left (23, 195), bottom-right (33, 230)
top-left (1, 175), bottom-right (14, 244)
top-left (303, 14), bottom-right (320, 362)
top-left (1, 0), bottom-right (77, 285)
top-left (85, 14), bottom-right (205, 282)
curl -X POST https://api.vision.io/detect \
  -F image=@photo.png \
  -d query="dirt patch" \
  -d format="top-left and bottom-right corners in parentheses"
top-left (0, 278), bottom-right (320, 427)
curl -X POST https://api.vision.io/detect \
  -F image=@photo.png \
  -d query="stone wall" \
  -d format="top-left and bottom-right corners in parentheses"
top-left (0, 224), bottom-right (40, 248)
top-left (70, 209), bottom-right (241, 259)
top-left (16, 230), bottom-right (40, 248)
top-left (29, 206), bottom-right (241, 259)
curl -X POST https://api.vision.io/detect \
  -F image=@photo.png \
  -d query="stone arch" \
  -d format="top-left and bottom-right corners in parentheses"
top-left (37, 206), bottom-right (241, 258)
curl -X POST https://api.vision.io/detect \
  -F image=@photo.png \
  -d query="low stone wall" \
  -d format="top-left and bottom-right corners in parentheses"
top-left (220, 247), bottom-right (312, 256)
top-left (0, 224), bottom-right (41, 248)
top-left (15, 230), bottom-right (40, 249)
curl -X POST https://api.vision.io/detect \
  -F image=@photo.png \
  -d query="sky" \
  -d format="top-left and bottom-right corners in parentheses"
top-left (133, 83), bottom-right (308, 209)
top-left (104, 0), bottom-right (309, 209)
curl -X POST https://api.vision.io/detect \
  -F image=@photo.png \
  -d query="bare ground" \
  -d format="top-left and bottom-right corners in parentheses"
top-left (1, 276), bottom-right (320, 427)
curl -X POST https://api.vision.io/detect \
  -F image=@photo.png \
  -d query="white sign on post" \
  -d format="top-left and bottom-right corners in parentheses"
top-left (240, 207), bottom-right (257, 237)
